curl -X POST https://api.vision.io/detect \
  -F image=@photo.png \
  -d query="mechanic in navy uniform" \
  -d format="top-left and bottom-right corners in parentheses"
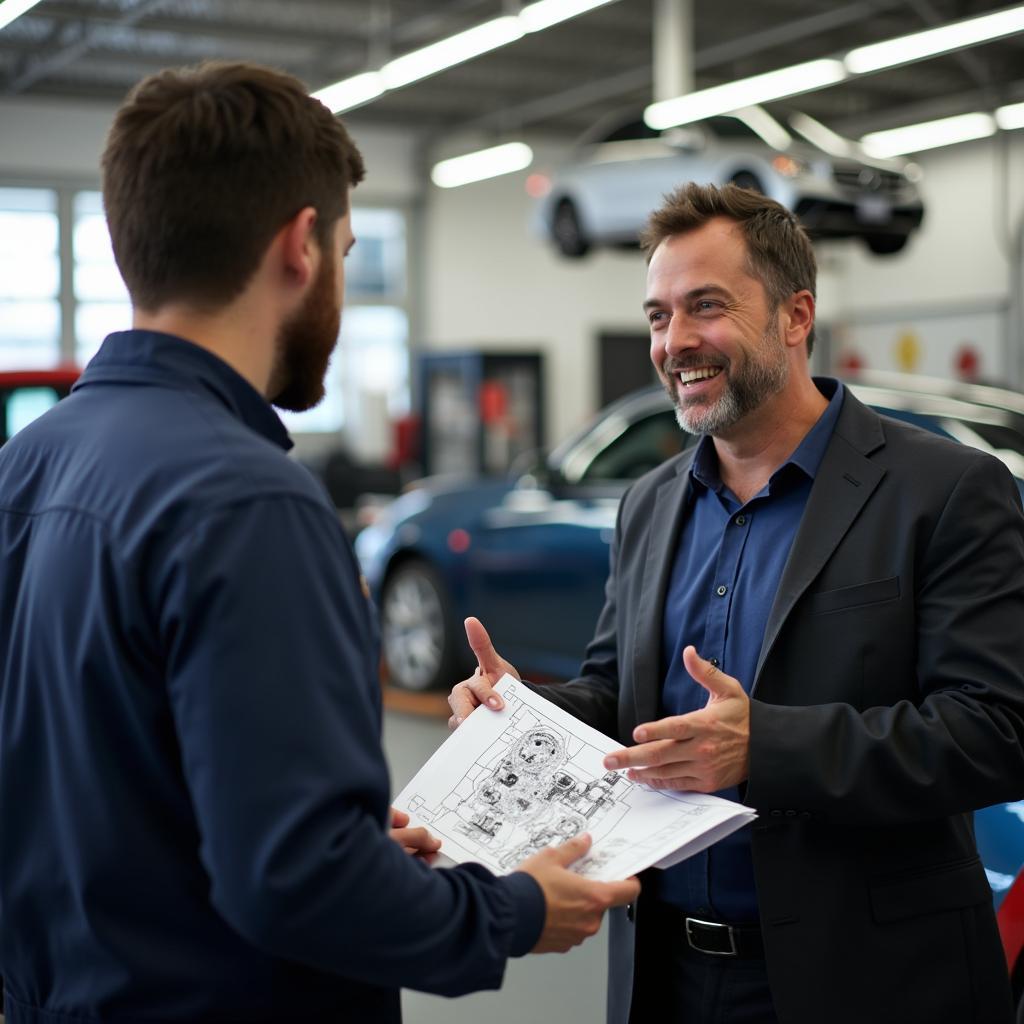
top-left (450, 182), bottom-right (1024, 1023)
top-left (0, 61), bottom-right (639, 1024)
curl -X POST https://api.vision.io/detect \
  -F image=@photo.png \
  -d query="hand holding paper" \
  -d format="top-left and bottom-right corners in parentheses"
top-left (399, 675), bottom-right (756, 883)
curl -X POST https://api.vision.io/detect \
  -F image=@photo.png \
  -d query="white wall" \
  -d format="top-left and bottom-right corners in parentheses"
top-left (422, 143), bottom-right (649, 444)
top-left (0, 96), bottom-right (420, 201)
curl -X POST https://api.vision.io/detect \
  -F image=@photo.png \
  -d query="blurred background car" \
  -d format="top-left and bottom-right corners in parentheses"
top-left (534, 107), bottom-right (925, 258)
top-left (356, 370), bottom-right (1024, 693)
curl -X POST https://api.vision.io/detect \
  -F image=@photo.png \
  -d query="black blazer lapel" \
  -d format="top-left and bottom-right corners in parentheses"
top-left (753, 392), bottom-right (887, 689)
top-left (631, 466), bottom-right (692, 725)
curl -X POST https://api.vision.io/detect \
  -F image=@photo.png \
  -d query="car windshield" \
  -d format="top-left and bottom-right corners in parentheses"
top-left (581, 409), bottom-right (690, 482)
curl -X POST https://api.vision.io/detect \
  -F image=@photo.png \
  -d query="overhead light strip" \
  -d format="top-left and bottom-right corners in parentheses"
top-left (0, 0), bottom-right (44, 32)
top-left (431, 142), bottom-right (534, 188)
top-left (643, 3), bottom-right (1024, 133)
top-left (845, 4), bottom-right (1024, 74)
top-left (313, 0), bottom-right (621, 113)
top-left (644, 59), bottom-right (847, 130)
top-left (860, 112), bottom-right (997, 157)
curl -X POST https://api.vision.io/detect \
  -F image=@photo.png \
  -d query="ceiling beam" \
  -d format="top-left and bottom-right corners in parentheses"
top-left (4, 0), bottom-right (167, 94)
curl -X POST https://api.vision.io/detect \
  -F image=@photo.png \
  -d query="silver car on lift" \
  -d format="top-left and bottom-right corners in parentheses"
top-left (535, 108), bottom-right (925, 258)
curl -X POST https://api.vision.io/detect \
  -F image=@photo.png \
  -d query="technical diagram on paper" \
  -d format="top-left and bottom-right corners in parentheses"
top-left (394, 675), bottom-right (756, 881)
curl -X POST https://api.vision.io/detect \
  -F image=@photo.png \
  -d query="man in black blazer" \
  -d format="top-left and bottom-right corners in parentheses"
top-left (450, 182), bottom-right (1024, 1023)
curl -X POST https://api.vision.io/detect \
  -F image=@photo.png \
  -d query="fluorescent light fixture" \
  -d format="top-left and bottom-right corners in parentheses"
top-left (845, 4), bottom-right (1024, 74)
top-left (381, 16), bottom-right (523, 89)
top-left (519, 0), bottom-right (619, 32)
top-left (0, 0), bottom-right (44, 31)
top-left (788, 111), bottom-right (854, 157)
top-left (644, 59), bottom-right (847, 130)
top-left (860, 112), bottom-right (996, 157)
top-left (996, 100), bottom-right (1024, 130)
top-left (311, 72), bottom-right (384, 114)
top-left (431, 142), bottom-right (533, 188)
top-left (732, 106), bottom-right (792, 150)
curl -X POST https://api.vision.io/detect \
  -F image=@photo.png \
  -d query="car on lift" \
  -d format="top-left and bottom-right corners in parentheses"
top-left (534, 108), bottom-right (925, 258)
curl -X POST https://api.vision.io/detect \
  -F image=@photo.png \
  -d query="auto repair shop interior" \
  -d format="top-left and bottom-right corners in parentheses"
top-left (1, 1), bottom-right (1023, 1022)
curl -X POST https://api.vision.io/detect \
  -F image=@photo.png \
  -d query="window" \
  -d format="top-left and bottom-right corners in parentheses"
top-left (73, 191), bottom-right (131, 366)
top-left (279, 208), bottom-right (409, 446)
top-left (0, 188), bottom-right (60, 369)
top-left (0, 182), bottom-right (412, 444)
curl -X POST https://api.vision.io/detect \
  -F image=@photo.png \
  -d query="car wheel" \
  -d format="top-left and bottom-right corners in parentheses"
top-left (729, 171), bottom-right (764, 194)
top-left (552, 198), bottom-right (591, 258)
top-left (380, 560), bottom-right (462, 691)
top-left (865, 233), bottom-right (909, 255)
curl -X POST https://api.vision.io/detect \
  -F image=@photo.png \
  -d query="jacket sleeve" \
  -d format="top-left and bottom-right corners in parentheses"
top-left (156, 493), bottom-right (544, 995)
top-left (746, 454), bottom-right (1024, 825)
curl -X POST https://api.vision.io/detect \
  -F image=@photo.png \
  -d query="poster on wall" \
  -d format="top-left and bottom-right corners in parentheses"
top-left (829, 305), bottom-right (1010, 387)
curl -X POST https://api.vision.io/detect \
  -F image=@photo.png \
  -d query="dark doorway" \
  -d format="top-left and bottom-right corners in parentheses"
top-left (598, 332), bottom-right (658, 407)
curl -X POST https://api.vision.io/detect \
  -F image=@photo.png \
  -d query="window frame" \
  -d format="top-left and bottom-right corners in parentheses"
top-left (0, 175), bottom-right (417, 442)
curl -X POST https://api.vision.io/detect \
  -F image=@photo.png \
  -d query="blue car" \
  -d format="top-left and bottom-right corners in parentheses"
top-left (356, 371), bottom-right (1024, 1012)
top-left (356, 371), bottom-right (1024, 692)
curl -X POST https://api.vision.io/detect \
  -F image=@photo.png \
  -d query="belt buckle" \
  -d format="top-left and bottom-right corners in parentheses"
top-left (685, 916), bottom-right (738, 957)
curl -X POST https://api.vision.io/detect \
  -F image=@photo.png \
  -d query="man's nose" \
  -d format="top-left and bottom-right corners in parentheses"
top-left (665, 316), bottom-right (701, 356)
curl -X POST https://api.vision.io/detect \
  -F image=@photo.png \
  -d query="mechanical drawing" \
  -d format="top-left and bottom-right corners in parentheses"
top-left (396, 676), bottom-right (757, 881)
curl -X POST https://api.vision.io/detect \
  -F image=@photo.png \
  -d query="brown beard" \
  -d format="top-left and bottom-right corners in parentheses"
top-left (269, 246), bottom-right (341, 412)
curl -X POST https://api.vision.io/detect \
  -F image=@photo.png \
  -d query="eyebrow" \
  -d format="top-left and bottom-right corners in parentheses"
top-left (642, 284), bottom-right (730, 311)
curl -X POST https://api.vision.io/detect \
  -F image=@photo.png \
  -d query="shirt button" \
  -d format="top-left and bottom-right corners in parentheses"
top-left (709, 658), bottom-right (719, 667)
top-left (735, 515), bottom-right (747, 526)
top-left (716, 584), bottom-right (728, 597)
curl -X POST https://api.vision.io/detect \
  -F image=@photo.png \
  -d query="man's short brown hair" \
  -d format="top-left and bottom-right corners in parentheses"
top-left (102, 61), bottom-right (365, 312)
top-left (640, 182), bottom-right (818, 354)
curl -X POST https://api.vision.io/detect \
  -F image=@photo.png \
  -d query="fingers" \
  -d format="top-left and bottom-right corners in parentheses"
top-left (448, 670), bottom-right (503, 727)
top-left (547, 831), bottom-right (593, 867)
top-left (464, 616), bottom-right (504, 675)
top-left (600, 876), bottom-right (642, 907)
top-left (603, 736), bottom-right (687, 771)
top-left (391, 826), bottom-right (442, 856)
top-left (682, 645), bottom-right (741, 698)
top-left (389, 807), bottom-right (410, 828)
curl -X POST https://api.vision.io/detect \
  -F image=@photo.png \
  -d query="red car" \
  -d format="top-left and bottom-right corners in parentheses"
top-left (0, 368), bottom-right (80, 446)
top-left (998, 868), bottom-right (1024, 1021)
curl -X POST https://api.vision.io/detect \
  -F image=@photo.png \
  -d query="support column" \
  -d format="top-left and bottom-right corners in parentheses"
top-left (653, 0), bottom-right (694, 102)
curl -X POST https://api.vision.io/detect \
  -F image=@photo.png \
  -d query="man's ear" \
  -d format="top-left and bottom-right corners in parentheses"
top-left (782, 289), bottom-right (815, 350)
top-left (276, 206), bottom-right (319, 290)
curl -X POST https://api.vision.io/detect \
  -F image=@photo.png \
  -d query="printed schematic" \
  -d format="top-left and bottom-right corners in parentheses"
top-left (396, 676), bottom-right (756, 881)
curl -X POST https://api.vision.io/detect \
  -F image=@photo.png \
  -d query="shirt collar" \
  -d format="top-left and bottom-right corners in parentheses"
top-left (73, 330), bottom-right (293, 451)
top-left (690, 377), bottom-right (845, 493)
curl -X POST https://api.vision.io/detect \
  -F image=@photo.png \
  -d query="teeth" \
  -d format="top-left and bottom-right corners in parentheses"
top-left (678, 367), bottom-right (722, 385)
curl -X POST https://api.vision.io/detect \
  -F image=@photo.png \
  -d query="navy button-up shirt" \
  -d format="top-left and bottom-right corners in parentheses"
top-left (656, 379), bottom-right (845, 922)
top-left (0, 331), bottom-right (543, 1023)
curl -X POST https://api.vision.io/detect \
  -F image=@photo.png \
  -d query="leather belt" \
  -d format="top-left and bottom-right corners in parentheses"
top-left (683, 916), bottom-right (764, 959)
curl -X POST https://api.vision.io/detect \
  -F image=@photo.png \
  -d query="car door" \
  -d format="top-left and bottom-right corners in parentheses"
top-left (468, 404), bottom-right (691, 680)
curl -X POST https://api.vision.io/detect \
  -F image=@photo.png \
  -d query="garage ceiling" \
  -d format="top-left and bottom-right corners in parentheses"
top-left (2, 0), bottom-right (1024, 145)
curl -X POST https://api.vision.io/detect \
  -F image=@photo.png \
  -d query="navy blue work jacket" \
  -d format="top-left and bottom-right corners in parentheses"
top-left (0, 331), bottom-right (543, 1024)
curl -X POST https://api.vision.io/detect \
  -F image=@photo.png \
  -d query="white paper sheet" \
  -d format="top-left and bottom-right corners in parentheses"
top-left (393, 675), bottom-right (757, 881)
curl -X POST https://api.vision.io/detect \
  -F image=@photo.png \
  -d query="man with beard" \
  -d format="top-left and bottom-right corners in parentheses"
top-left (0, 62), bottom-right (639, 1024)
top-left (449, 182), bottom-right (1024, 1023)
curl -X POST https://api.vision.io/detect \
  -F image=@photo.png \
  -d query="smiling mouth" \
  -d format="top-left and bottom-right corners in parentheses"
top-left (676, 366), bottom-right (723, 387)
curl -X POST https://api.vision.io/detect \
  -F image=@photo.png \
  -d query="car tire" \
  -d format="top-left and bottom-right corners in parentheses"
top-left (865, 233), bottom-right (909, 255)
top-left (729, 171), bottom-right (764, 194)
top-left (552, 198), bottom-right (591, 258)
top-left (380, 559), bottom-right (463, 692)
